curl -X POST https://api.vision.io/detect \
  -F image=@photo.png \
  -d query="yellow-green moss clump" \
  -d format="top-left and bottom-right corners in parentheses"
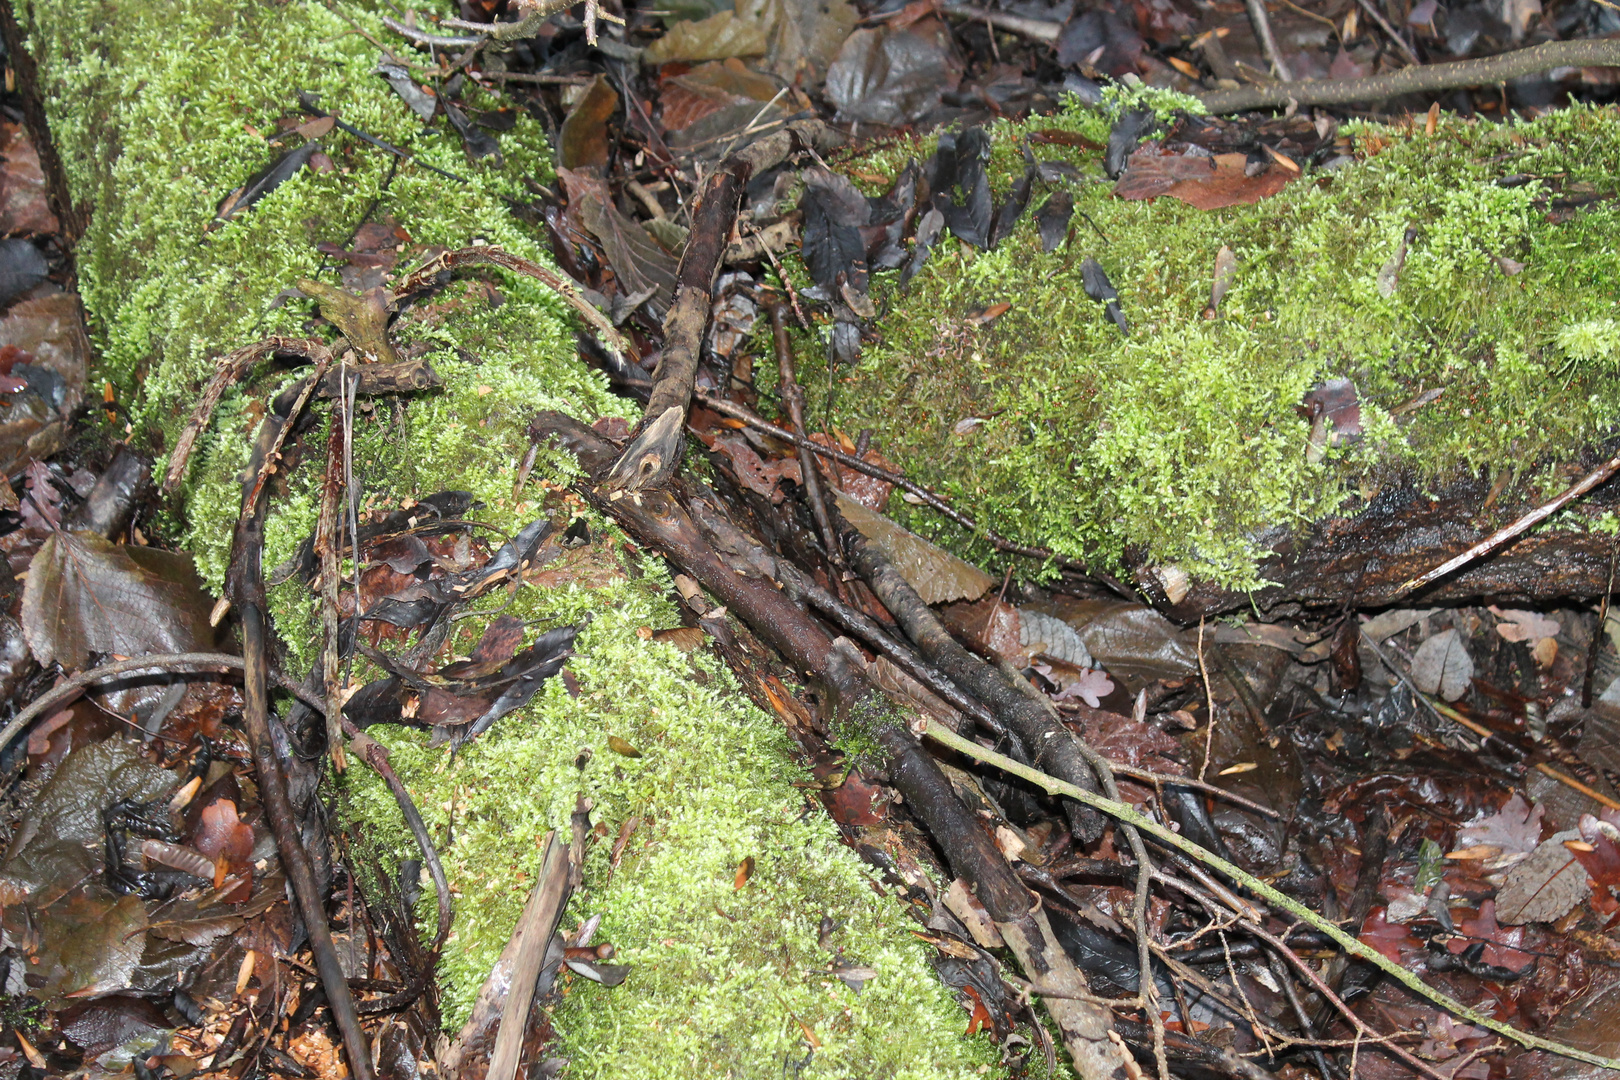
top-left (802, 94), bottom-right (1620, 589)
top-left (29, 1), bottom-right (999, 1073)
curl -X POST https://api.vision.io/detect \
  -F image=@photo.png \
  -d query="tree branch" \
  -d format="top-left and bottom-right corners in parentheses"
top-left (1200, 39), bottom-right (1620, 112)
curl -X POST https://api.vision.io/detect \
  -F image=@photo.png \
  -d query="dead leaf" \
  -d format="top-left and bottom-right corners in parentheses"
top-left (1496, 830), bottom-right (1590, 924)
top-left (1114, 145), bottom-right (1294, 210)
top-left (559, 75), bottom-right (619, 171)
top-left (645, 10), bottom-right (769, 64)
top-left (734, 855), bottom-right (754, 889)
top-left (607, 735), bottom-right (641, 757)
top-left (1490, 607), bottom-right (1561, 644)
top-left (22, 531), bottom-right (216, 671)
top-left (652, 626), bottom-right (705, 652)
top-left (1409, 627), bottom-right (1473, 702)
top-left (833, 490), bottom-right (992, 605)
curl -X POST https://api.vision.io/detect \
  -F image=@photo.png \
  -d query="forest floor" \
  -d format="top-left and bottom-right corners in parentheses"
top-left (0, 0), bottom-right (1619, 1079)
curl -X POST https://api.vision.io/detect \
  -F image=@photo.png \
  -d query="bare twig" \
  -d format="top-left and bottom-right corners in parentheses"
top-left (692, 391), bottom-right (1076, 565)
top-left (940, 3), bottom-right (1061, 43)
top-left (1352, 0), bottom-right (1422, 65)
top-left (771, 302), bottom-right (844, 568)
top-left (1395, 447), bottom-right (1620, 598)
top-left (488, 832), bottom-right (571, 1080)
top-left (1201, 38), bottom-right (1620, 112)
top-left (228, 361), bottom-right (374, 1080)
top-left (921, 719), bottom-right (1620, 1072)
top-left (0, 652), bottom-right (246, 754)
top-left (391, 245), bottom-right (637, 369)
top-left (1244, 0), bottom-right (1294, 81)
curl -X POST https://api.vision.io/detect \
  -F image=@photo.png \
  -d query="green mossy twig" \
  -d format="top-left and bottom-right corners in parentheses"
top-left (921, 719), bottom-right (1620, 1072)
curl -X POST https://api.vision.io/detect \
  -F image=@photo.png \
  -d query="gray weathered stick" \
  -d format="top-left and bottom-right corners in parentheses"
top-left (488, 831), bottom-right (572, 1080)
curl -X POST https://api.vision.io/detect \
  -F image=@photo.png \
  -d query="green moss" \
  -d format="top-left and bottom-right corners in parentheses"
top-left (31, 1), bottom-right (1004, 1072)
top-left (340, 540), bottom-right (997, 1076)
top-left (807, 104), bottom-right (1620, 589)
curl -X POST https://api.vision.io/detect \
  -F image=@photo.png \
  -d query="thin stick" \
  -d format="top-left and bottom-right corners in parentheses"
top-left (921, 719), bottom-right (1620, 1072)
top-left (1200, 38), bottom-right (1620, 112)
top-left (1395, 448), bottom-right (1620, 598)
top-left (1197, 618), bottom-right (1215, 781)
top-left (940, 3), bottom-right (1061, 42)
top-left (771, 302), bottom-right (843, 567)
top-left (391, 246), bottom-right (637, 368)
top-left (1244, 0), bottom-right (1293, 81)
top-left (0, 652), bottom-right (247, 753)
top-left (693, 391), bottom-right (1074, 564)
top-left (1352, 0), bottom-right (1422, 65)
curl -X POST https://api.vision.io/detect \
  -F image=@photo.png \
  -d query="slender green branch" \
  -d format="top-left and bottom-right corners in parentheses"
top-left (921, 719), bottom-right (1620, 1071)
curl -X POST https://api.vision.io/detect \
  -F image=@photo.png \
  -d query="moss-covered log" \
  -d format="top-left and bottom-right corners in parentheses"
top-left (21, 0), bottom-right (1000, 1074)
top-left (802, 92), bottom-right (1620, 609)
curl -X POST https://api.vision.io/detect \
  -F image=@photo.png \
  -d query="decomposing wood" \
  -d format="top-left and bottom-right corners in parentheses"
top-left (488, 832), bottom-right (572, 1080)
top-left (844, 530), bottom-right (1109, 843)
top-left (227, 367), bottom-right (374, 1080)
top-left (599, 160), bottom-right (751, 494)
top-left (1395, 445), bottom-right (1620, 598)
top-left (600, 122), bottom-right (841, 494)
top-left (772, 302), bottom-right (844, 567)
top-left (533, 411), bottom-right (1123, 1080)
top-left (1146, 471), bottom-right (1620, 619)
top-left (0, 0), bottom-right (83, 241)
top-left (1200, 38), bottom-right (1620, 112)
top-left (315, 369), bottom-right (353, 771)
top-left (922, 719), bottom-right (1620, 1073)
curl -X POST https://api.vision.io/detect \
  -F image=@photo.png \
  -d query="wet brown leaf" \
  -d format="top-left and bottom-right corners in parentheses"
top-left (834, 490), bottom-right (992, 605)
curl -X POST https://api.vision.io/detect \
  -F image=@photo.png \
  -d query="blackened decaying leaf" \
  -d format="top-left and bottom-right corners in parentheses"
top-left (1055, 7), bottom-right (1146, 76)
top-left (1104, 109), bottom-right (1157, 179)
top-left (0, 238), bottom-right (47, 307)
top-left (823, 22), bottom-right (960, 127)
top-left (863, 161), bottom-right (920, 271)
top-left (932, 127), bottom-right (993, 250)
top-left (451, 624), bottom-right (582, 745)
top-left (273, 490), bottom-right (474, 587)
top-left (213, 141), bottom-right (319, 225)
top-left (989, 166), bottom-right (1034, 249)
top-left (376, 59), bottom-right (437, 122)
top-left (800, 174), bottom-right (870, 299)
top-left (899, 206), bottom-right (944, 289)
top-left (442, 97), bottom-right (502, 163)
top-left (1080, 257), bottom-right (1127, 335)
top-left (1036, 192), bottom-right (1073, 253)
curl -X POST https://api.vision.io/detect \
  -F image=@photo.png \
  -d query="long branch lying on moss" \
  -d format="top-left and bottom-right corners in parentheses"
top-left (922, 719), bottom-right (1620, 1072)
top-left (535, 410), bottom-right (1129, 1080)
top-left (1200, 38), bottom-right (1620, 112)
